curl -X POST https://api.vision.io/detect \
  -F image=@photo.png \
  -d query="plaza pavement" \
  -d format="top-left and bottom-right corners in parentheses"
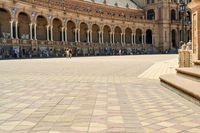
top-left (0, 55), bottom-right (200, 133)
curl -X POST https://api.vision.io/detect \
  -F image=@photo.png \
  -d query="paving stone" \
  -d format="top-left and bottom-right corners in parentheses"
top-left (0, 55), bottom-right (199, 133)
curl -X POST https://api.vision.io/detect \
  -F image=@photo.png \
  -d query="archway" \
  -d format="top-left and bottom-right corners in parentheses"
top-left (53, 18), bottom-right (62, 41)
top-left (136, 29), bottom-right (142, 44)
top-left (114, 26), bottom-right (122, 43)
top-left (36, 15), bottom-right (47, 40)
top-left (146, 29), bottom-right (152, 44)
top-left (172, 30), bottom-right (177, 48)
top-left (103, 25), bottom-right (111, 43)
top-left (171, 9), bottom-right (176, 21)
top-left (18, 12), bottom-right (30, 39)
top-left (67, 21), bottom-right (76, 42)
top-left (80, 22), bottom-right (88, 43)
top-left (0, 8), bottom-right (11, 38)
top-left (125, 28), bottom-right (132, 44)
top-left (147, 9), bottom-right (155, 20)
top-left (92, 24), bottom-right (99, 43)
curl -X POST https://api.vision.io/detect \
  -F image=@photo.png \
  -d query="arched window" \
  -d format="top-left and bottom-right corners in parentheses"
top-left (80, 22), bottom-right (88, 43)
top-left (67, 21), bottom-right (76, 42)
top-left (147, 9), bottom-right (155, 20)
top-left (103, 25), bottom-right (111, 43)
top-left (171, 9), bottom-right (176, 21)
top-left (136, 29), bottom-right (142, 44)
top-left (92, 24), bottom-right (100, 43)
top-left (146, 29), bottom-right (153, 44)
top-left (53, 18), bottom-right (62, 41)
top-left (114, 26), bottom-right (122, 44)
top-left (36, 15), bottom-right (47, 40)
top-left (147, 0), bottom-right (151, 4)
top-left (0, 8), bottom-right (11, 38)
top-left (172, 30), bottom-right (177, 48)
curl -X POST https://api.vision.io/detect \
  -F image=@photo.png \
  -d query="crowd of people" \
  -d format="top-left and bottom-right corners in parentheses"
top-left (0, 46), bottom-right (173, 60)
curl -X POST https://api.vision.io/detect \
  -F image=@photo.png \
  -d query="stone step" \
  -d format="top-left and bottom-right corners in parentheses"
top-left (176, 67), bottom-right (200, 81)
top-left (160, 74), bottom-right (200, 104)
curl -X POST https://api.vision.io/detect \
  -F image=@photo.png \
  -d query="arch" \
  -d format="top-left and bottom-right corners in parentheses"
top-left (0, 8), bottom-right (11, 38)
top-left (36, 15), bottom-right (47, 40)
top-left (114, 26), bottom-right (122, 43)
top-left (146, 0), bottom-right (151, 4)
top-left (146, 29), bottom-right (153, 44)
top-left (51, 17), bottom-right (63, 26)
top-left (92, 24), bottom-right (100, 43)
top-left (147, 9), bottom-right (155, 20)
top-left (80, 22), bottom-right (88, 42)
top-left (172, 29), bottom-right (177, 48)
top-left (136, 28), bottom-right (142, 44)
top-left (186, 10), bottom-right (191, 22)
top-left (125, 27), bottom-right (132, 44)
top-left (18, 12), bottom-right (31, 39)
top-left (103, 25), bottom-right (111, 43)
top-left (171, 9), bottom-right (176, 21)
top-left (53, 18), bottom-right (62, 41)
top-left (67, 20), bottom-right (76, 42)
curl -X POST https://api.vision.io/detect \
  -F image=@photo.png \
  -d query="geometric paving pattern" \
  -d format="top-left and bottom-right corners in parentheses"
top-left (0, 55), bottom-right (199, 133)
top-left (138, 58), bottom-right (178, 79)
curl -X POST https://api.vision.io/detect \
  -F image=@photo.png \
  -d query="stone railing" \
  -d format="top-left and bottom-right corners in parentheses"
top-left (179, 41), bottom-right (193, 68)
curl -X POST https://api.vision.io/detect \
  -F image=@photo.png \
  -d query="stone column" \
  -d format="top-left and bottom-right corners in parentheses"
top-left (75, 29), bottom-right (77, 42)
top-left (113, 32), bottom-right (115, 44)
top-left (123, 33), bottom-right (126, 44)
top-left (121, 33), bottom-right (123, 44)
top-left (65, 28), bottom-right (68, 42)
top-left (110, 33), bottom-right (112, 44)
top-left (134, 34), bottom-right (136, 44)
top-left (10, 20), bottom-right (13, 39)
top-left (144, 34), bottom-right (146, 44)
top-left (142, 34), bottom-right (144, 44)
top-left (51, 26), bottom-right (53, 41)
top-left (15, 21), bottom-right (18, 39)
top-left (29, 23), bottom-right (33, 40)
top-left (46, 25), bottom-right (49, 41)
top-left (34, 24), bottom-right (37, 40)
top-left (101, 32), bottom-right (104, 44)
top-left (90, 31), bottom-right (93, 43)
top-left (61, 27), bottom-right (64, 42)
top-left (98, 31), bottom-right (101, 43)
top-left (78, 29), bottom-right (80, 42)
top-left (131, 33), bottom-right (133, 45)
top-left (87, 30), bottom-right (90, 43)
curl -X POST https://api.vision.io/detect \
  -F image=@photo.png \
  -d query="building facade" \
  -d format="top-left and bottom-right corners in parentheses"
top-left (0, 0), bottom-right (192, 58)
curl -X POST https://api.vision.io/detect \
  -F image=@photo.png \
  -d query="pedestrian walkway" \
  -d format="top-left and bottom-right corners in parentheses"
top-left (0, 55), bottom-right (199, 133)
top-left (138, 58), bottom-right (178, 79)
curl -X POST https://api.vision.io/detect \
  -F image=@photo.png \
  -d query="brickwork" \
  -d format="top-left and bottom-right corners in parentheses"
top-left (0, 0), bottom-right (192, 58)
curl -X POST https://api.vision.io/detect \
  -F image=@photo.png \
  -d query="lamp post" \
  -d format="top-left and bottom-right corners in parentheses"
top-left (179, 0), bottom-right (186, 43)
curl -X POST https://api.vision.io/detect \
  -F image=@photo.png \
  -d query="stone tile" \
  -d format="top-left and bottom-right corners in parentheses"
top-left (0, 55), bottom-right (199, 133)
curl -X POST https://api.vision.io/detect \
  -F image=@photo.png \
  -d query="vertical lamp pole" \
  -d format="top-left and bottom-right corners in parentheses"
top-left (180, 0), bottom-right (186, 43)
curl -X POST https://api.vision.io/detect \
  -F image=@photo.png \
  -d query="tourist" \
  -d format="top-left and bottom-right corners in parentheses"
top-left (119, 49), bottom-right (122, 56)
top-left (69, 49), bottom-right (72, 59)
top-left (66, 49), bottom-right (69, 58)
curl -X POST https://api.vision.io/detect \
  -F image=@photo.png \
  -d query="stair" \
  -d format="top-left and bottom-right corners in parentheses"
top-left (160, 67), bottom-right (200, 105)
top-left (176, 68), bottom-right (200, 82)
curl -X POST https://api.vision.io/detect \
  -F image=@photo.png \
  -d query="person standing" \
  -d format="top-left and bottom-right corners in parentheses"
top-left (66, 48), bottom-right (69, 58)
top-left (69, 49), bottom-right (72, 59)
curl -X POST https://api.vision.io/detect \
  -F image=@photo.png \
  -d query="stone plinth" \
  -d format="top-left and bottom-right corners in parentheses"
top-left (179, 49), bottom-right (193, 68)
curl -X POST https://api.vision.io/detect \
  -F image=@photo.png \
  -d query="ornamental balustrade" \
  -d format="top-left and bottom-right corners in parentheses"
top-left (18, 0), bottom-right (145, 21)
